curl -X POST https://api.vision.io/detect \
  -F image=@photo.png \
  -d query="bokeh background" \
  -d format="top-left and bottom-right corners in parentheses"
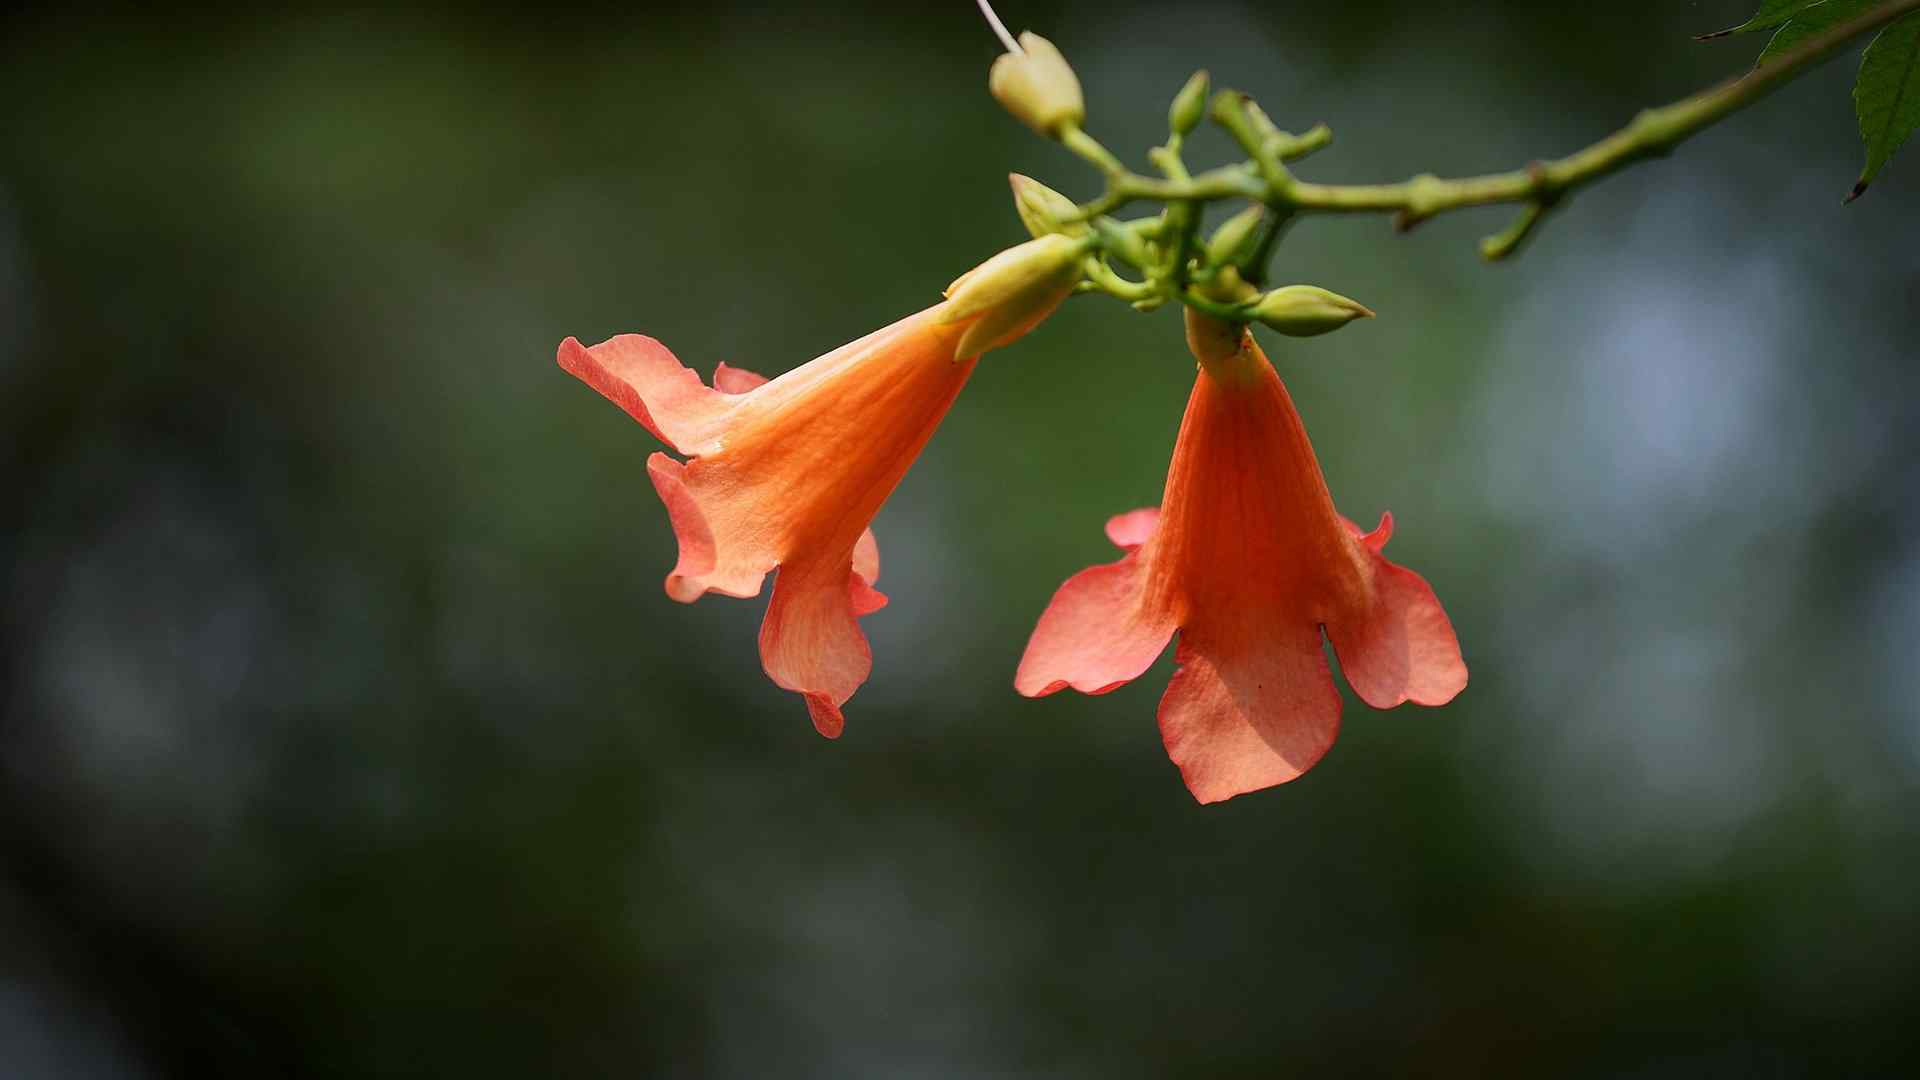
top-left (5, 1), bottom-right (1919, 1075)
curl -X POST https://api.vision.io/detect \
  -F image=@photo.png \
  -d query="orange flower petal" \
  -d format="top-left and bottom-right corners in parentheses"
top-left (557, 335), bottom-right (736, 456)
top-left (852, 527), bottom-right (881, 586)
top-left (1103, 507), bottom-right (1161, 550)
top-left (1019, 317), bottom-right (1466, 800)
top-left (1014, 552), bottom-right (1175, 697)
top-left (711, 361), bottom-right (769, 395)
top-left (710, 363), bottom-right (887, 591)
top-left (758, 548), bottom-right (893, 737)
top-left (803, 694), bottom-right (847, 740)
top-left (646, 452), bottom-right (768, 601)
top-left (1326, 539), bottom-right (1466, 710)
top-left (1158, 629), bottom-right (1342, 804)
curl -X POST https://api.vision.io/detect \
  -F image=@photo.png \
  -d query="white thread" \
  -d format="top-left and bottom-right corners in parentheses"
top-left (975, 0), bottom-right (1023, 54)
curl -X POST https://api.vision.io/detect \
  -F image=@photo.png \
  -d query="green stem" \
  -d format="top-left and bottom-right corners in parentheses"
top-left (1274, 124), bottom-right (1333, 163)
top-left (1211, 92), bottom-right (1294, 189)
top-left (1080, 257), bottom-right (1157, 301)
top-left (1178, 287), bottom-right (1252, 320)
top-left (1068, 0), bottom-right (1919, 262)
top-left (1241, 210), bottom-right (1295, 287)
top-left (1059, 124), bottom-right (1127, 179)
top-left (1072, 164), bottom-right (1264, 220)
top-left (1284, 0), bottom-right (1920, 257)
top-left (1148, 138), bottom-right (1204, 293)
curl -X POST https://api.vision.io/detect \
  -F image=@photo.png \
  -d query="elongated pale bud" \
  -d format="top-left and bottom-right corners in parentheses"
top-left (1204, 204), bottom-right (1267, 267)
top-left (989, 33), bottom-right (1084, 137)
top-left (942, 233), bottom-right (1085, 360)
top-left (1245, 285), bottom-right (1375, 337)
top-left (1009, 174), bottom-right (1087, 239)
top-left (1169, 70), bottom-right (1209, 136)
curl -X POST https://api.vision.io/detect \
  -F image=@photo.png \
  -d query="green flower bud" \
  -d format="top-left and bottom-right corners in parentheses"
top-left (1169, 70), bottom-right (1209, 136)
top-left (1204, 204), bottom-right (1267, 267)
top-left (1245, 285), bottom-right (1375, 337)
top-left (941, 233), bottom-right (1086, 359)
top-left (988, 32), bottom-right (1085, 138)
top-left (1009, 174), bottom-right (1087, 239)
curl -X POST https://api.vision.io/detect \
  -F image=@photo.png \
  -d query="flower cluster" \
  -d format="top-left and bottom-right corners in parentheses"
top-left (554, 33), bottom-right (1467, 802)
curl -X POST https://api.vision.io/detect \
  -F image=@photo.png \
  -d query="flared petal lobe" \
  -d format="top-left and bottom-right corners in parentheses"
top-left (1103, 507), bottom-right (1160, 549)
top-left (1158, 627), bottom-right (1343, 804)
top-left (1323, 512), bottom-right (1468, 710)
top-left (760, 553), bottom-right (879, 739)
top-left (558, 334), bottom-right (737, 456)
top-left (1013, 528), bottom-right (1176, 697)
top-left (1017, 314), bottom-right (1465, 803)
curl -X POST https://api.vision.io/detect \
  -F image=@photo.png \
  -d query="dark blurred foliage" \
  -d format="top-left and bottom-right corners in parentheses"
top-left (4, 2), bottom-right (1919, 1076)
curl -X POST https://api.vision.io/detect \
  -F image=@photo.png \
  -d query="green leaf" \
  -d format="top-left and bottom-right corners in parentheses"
top-left (1850, 12), bottom-right (1920, 199)
top-left (1756, 0), bottom-right (1874, 66)
top-left (1697, 0), bottom-right (1829, 39)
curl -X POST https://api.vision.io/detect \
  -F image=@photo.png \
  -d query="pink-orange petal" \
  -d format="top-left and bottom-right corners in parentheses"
top-left (712, 362), bottom-right (769, 395)
top-left (758, 557), bottom-right (876, 737)
top-left (853, 527), bottom-right (881, 585)
top-left (1104, 507), bottom-right (1161, 550)
top-left (1328, 552), bottom-right (1467, 710)
top-left (1353, 510), bottom-right (1394, 553)
top-left (849, 571), bottom-right (888, 618)
top-left (804, 693), bottom-right (846, 739)
top-left (646, 452), bottom-right (717, 603)
top-left (1015, 555), bottom-right (1175, 698)
top-left (557, 335), bottom-right (736, 456)
top-left (646, 453), bottom-right (768, 601)
top-left (1157, 629), bottom-right (1343, 804)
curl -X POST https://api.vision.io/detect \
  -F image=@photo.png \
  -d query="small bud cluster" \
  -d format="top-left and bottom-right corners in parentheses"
top-left (983, 22), bottom-right (1378, 348)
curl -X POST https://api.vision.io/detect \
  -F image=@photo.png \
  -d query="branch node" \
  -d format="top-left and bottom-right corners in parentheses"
top-left (1526, 161), bottom-right (1566, 207)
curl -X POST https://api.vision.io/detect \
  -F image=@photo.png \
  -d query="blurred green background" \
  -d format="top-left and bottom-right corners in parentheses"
top-left (4, 2), bottom-right (1919, 1075)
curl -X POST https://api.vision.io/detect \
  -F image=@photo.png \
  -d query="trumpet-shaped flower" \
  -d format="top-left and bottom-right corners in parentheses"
top-left (559, 247), bottom-right (1076, 737)
top-left (1015, 312), bottom-right (1466, 803)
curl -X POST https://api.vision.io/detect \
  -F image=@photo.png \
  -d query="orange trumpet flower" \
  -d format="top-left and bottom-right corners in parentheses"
top-left (558, 237), bottom-right (1081, 737)
top-left (1016, 312), bottom-right (1467, 803)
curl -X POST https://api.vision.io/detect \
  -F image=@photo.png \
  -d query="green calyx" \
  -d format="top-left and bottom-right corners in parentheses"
top-left (983, 37), bottom-right (1366, 335)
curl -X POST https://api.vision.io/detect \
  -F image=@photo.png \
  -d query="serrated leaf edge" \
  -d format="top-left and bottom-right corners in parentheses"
top-left (1849, 12), bottom-right (1920, 200)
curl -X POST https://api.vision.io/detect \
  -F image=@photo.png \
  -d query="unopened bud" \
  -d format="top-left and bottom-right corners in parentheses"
top-left (1245, 285), bottom-right (1374, 337)
top-left (942, 233), bottom-right (1085, 359)
top-left (1009, 174), bottom-right (1087, 239)
top-left (989, 32), bottom-right (1085, 137)
top-left (1169, 70), bottom-right (1209, 136)
top-left (1204, 204), bottom-right (1267, 267)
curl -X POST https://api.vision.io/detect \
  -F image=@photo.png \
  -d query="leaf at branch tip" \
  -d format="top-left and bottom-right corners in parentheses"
top-left (1696, 0), bottom-right (1827, 40)
top-left (1850, 12), bottom-right (1920, 200)
top-left (1756, 0), bottom-right (1874, 66)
